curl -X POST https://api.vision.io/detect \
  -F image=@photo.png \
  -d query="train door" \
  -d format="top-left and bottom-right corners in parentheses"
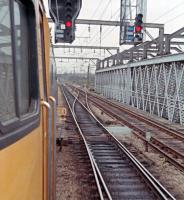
top-left (39, 4), bottom-right (56, 200)
top-left (0, 0), bottom-right (42, 199)
top-left (39, 8), bottom-right (50, 200)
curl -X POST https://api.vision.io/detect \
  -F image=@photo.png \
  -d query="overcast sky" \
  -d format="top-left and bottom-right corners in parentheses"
top-left (46, 0), bottom-right (184, 74)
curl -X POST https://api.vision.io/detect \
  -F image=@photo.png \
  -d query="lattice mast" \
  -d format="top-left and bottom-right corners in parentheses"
top-left (120, 0), bottom-right (147, 44)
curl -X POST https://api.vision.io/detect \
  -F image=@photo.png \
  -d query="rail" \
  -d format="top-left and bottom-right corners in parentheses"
top-left (62, 87), bottom-right (108, 200)
top-left (62, 85), bottom-right (175, 200)
top-left (75, 87), bottom-right (184, 172)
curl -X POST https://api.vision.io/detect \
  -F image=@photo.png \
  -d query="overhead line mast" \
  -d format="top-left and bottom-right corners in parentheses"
top-left (120, 0), bottom-right (147, 44)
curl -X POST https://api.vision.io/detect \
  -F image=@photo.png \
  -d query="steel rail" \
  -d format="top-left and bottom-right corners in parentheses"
top-left (90, 98), bottom-right (184, 171)
top-left (76, 87), bottom-right (184, 172)
top-left (87, 92), bottom-right (184, 141)
top-left (85, 92), bottom-right (180, 199)
top-left (73, 86), bottom-right (184, 139)
top-left (62, 86), bottom-right (109, 200)
top-left (79, 88), bottom-right (175, 199)
top-left (67, 88), bottom-right (113, 199)
top-left (65, 85), bottom-right (175, 200)
top-left (84, 91), bottom-right (176, 200)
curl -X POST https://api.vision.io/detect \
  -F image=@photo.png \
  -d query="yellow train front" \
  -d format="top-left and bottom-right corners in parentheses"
top-left (0, 0), bottom-right (57, 199)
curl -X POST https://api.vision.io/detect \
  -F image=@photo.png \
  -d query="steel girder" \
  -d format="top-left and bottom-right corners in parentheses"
top-left (95, 57), bottom-right (184, 125)
top-left (97, 27), bottom-right (184, 70)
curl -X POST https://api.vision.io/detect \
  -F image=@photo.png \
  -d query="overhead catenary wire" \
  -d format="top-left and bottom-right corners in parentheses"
top-left (88, 8), bottom-right (120, 45)
top-left (98, 0), bottom-right (112, 20)
top-left (77, 0), bottom-right (105, 40)
top-left (87, 1), bottom-right (120, 45)
top-left (74, 1), bottom-right (120, 50)
top-left (89, 2), bottom-right (136, 46)
top-left (164, 12), bottom-right (184, 24)
top-left (58, 4), bottom-right (120, 64)
top-left (72, 12), bottom-right (120, 62)
top-left (90, 12), bottom-right (120, 46)
top-left (97, 1), bottom-right (184, 46)
top-left (151, 1), bottom-right (184, 22)
top-left (56, 1), bottom-right (184, 73)
top-left (81, 9), bottom-right (120, 59)
top-left (90, 0), bottom-right (105, 19)
top-left (97, 1), bottom-right (184, 45)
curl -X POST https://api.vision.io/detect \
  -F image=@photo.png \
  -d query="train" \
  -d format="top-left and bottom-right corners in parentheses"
top-left (0, 0), bottom-right (58, 199)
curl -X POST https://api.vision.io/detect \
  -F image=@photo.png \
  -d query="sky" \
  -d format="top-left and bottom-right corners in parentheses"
top-left (45, 0), bottom-right (184, 74)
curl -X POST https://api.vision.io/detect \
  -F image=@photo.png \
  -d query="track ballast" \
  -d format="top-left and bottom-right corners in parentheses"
top-left (62, 85), bottom-right (175, 200)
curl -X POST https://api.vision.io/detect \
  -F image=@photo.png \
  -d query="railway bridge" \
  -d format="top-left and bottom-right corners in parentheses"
top-left (95, 28), bottom-right (184, 125)
top-left (50, 1), bottom-right (184, 198)
top-left (51, 0), bottom-right (184, 199)
top-left (1, 0), bottom-right (184, 200)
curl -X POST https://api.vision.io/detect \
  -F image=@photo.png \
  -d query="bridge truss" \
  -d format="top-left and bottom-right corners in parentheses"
top-left (95, 27), bottom-right (184, 125)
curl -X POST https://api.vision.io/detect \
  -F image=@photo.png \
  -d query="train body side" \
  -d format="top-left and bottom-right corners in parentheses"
top-left (0, 1), bottom-right (56, 199)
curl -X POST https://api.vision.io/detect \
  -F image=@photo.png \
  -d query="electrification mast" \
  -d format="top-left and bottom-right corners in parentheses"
top-left (120, 0), bottom-right (147, 45)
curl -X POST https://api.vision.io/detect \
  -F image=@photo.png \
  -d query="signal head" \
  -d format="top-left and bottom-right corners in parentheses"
top-left (137, 13), bottom-right (143, 18)
top-left (134, 13), bottom-right (143, 44)
top-left (135, 25), bottom-right (142, 33)
top-left (65, 20), bottom-right (72, 28)
top-left (135, 13), bottom-right (143, 26)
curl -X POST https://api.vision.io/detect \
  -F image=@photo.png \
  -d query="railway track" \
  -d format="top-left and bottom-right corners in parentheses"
top-left (73, 86), bottom-right (184, 172)
top-left (62, 85), bottom-right (175, 200)
top-left (57, 91), bottom-right (101, 199)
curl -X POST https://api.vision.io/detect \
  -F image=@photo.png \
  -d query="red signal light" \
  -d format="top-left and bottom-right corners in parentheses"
top-left (135, 25), bottom-right (142, 33)
top-left (65, 20), bottom-right (72, 28)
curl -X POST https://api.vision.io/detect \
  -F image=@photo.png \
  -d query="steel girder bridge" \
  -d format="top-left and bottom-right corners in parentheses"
top-left (95, 27), bottom-right (184, 125)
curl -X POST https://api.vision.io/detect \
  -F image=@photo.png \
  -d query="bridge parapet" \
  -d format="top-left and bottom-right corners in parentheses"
top-left (95, 52), bottom-right (184, 125)
top-left (96, 27), bottom-right (184, 70)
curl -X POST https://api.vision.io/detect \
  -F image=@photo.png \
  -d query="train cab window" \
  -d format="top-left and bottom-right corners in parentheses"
top-left (0, 0), bottom-right (16, 122)
top-left (0, 0), bottom-right (39, 143)
top-left (14, 0), bottom-right (30, 115)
